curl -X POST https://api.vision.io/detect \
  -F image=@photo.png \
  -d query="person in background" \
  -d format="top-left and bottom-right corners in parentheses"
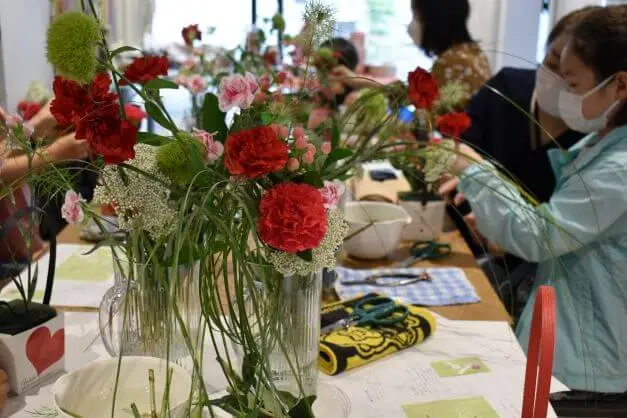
top-left (449, 6), bottom-right (599, 316)
top-left (442, 5), bottom-right (627, 397)
top-left (318, 37), bottom-right (361, 106)
top-left (410, 0), bottom-right (491, 105)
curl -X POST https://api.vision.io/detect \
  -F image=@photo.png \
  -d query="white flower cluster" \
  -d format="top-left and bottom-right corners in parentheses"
top-left (423, 139), bottom-right (458, 186)
top-left (93, 143), bottom-right (177, 239)
top-left (268, 209), bottom-right (349, 277)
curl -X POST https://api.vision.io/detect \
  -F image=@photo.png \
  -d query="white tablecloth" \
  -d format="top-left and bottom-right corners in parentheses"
top-left (2, 312), bottom-right (564, 417)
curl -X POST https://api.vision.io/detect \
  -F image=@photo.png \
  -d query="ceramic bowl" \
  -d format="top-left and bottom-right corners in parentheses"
top-left (52, 356), bottom-right (191, 418)
top-left (343, 201), bottom-right (412, 260)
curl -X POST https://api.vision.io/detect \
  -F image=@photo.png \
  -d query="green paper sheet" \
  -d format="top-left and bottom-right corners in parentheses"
top-left (402, 396), bottom-right (499, 417)
top-left (55, 247), bottom-right (113, 282)
top-left (431, 357), bottom-right (490, 377)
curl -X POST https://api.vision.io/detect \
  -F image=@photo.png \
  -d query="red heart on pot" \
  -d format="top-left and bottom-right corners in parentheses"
top-left (26, 326), bottom-right (65, 375)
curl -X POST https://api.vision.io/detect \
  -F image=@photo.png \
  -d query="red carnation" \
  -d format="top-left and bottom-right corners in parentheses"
top-left (407, 67), bottom-right (439, 109)
top-left (224, 126), bottom-right (288, 178)
top-left (124, 104), bottom-right (147, 127)
top-left (258, 183), bottom-right (328, 253)
top-left (120, 56), bottom-right (169, 85)
top-left (17, 101), bottom-right (42, 121)
top-left (50, 74), bottom-right (137, 164)
top-left (435, 112), bottom-right (472, 139)
top-left (182, 24), bottom-right (201, 46)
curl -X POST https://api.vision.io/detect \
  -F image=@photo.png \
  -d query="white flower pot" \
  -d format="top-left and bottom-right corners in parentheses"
top-left (399, 200), bottom-right (447, 241)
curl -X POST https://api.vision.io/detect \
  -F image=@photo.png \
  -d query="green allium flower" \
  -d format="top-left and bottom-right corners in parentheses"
top-left (360, 89), bottom-right (388, 121)
top-left (302, 1), bottom-right (336, 49)
top-left (156, 136), bottom-right (207, 187)
top-left (272, 14), bottom-right (286, 32)
top-left (46, 12), bottom-right (101, 84)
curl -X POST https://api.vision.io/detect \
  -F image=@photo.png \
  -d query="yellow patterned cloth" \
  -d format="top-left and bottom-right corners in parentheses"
top-left (319, 293), bottom-right (436, 375)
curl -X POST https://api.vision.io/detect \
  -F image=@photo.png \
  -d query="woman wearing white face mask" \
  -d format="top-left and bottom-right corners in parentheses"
top-left (410, 0), bottom-right (491, 107)
top-left (441, 7), bottom-right (597, 319)
top-left (442, 5), bottom-right (627, 397)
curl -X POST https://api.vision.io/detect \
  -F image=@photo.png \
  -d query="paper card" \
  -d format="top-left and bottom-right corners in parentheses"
top-left (0, 313), bottom-right (65, 394)
top-left (431, 357), bottom-right (490, 377)
top-left (402, 396), bottom-right (499, 418)
top-left (55, 246), bottom-right (113, 282)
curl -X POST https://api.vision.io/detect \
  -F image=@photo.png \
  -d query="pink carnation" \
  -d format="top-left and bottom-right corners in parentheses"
top-left (217, 72), bottom-right (259, 112)
top-left (320, 181), bottom-right (345, 210)
top-left (186, 75), bottom-right (207, 94)
top-left (307, 107), bottom-right (331, 130)
top-left (287, 157), bottom-right (300, 172)
top-left (61, 190), bottom-right (84, 224)
top-left (192, 128), bottom-right (224, 163)
top-left (302, 150), bottom-right (315, 165)
top-left (295, 135), bottom-right (308, 149)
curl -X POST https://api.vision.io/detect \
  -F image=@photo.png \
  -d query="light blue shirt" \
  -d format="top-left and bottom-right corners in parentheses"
top-left (458, 125), bottom-right (627, 393)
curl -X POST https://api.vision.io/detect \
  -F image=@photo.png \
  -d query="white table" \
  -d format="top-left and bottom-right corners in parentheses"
top-left (3, 312), bottom-right (566, 417)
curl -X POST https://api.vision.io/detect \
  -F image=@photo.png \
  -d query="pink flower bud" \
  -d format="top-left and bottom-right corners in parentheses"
top-left (295, 135), bottom-right (308, 149)
top-left (277, 71), bottom-right (288, 84)
top-left (306, 143), bottom-right (317, 155)
top-left (292, 125), bottom-right (305, 139)
top-left (278, 125), bottom-right (289, 139)
top-left (287, 157), bottom-right (300, 171)
top-left (302, 150), bottom-right (315, 165)
top-left (321, 141), bottom-right (332, 155)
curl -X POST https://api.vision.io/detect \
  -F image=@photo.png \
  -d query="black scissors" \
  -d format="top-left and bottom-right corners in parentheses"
top-left (396, 240), bottom-right (452, 268)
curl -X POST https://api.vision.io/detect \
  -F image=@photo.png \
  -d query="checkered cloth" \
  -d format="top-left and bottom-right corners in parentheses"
top-left (334, 267), bottom-right (480, 306)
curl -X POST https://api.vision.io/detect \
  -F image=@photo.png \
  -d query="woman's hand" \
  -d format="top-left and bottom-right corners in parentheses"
top-left (449, 142), bottom-right (485, 175)
top-left (44, 132), bottom-right (89, 163)
top-left (329, 65), bottom-right (379, 90)
top-left (0, 368), bottom-right (9, 409)
top-left (30, 100), bottom-right (58, 139)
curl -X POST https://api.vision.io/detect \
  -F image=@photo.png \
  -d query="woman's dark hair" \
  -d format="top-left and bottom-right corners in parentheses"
top-left (319, 37), bottom-right (359, 70)
top-left (411, 0), bottom-right (473, 57)
top-left (569, 5), bottom-right (627, 126)
top-left (546, 5), bottom-right (601, 46)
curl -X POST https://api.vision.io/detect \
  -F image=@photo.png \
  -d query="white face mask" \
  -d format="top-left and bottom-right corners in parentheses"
top-left (535, 65), bottom-right (567, 117)
top-left (558, 75), bottom-right (621, 133)
top-left (407, 19), bottom-right (422, 47)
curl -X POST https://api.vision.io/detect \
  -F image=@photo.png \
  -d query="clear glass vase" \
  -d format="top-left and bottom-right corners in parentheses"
top-left (99, 253), bottom-right (202, 362)
top-left (267, 272), bottom-right (322, 398)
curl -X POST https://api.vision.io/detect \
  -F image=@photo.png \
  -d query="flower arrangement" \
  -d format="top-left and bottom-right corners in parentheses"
top-left (3, 1), bottom-right (478, 416)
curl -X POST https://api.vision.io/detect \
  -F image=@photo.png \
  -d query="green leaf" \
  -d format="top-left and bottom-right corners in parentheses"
top-left (288, 395), bottom-right (317, 418)
top-left (245, 409), bottom-right (260, 418)
top-left (323, 148), bottom-right (353, 170)
top-left (297, 249), bottom-right (313, 262)
top-left (81, 239), bottom-right (123, 256)
top-left (145, 101), bottom-right (176, 132)
top-left (200, 93), bottom-right (228, 142)
top-left (261, 112), bottom-right (275, 125)
top-left (303, 171), bottom-right (324, 188)
top-left (136, 132), bottom-right (171, 146)
top-left (109, 46), bottom-right (141, 57)
top-left (331, 117), bottom-right (341, 149)
top-left (144, 78), bottom-right (179, 90)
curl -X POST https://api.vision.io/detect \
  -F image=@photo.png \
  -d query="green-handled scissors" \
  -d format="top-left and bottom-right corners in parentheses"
top-left (396, 240), bottom-right (452, 268)
top-left (321, 296), bottom-right (409, 334)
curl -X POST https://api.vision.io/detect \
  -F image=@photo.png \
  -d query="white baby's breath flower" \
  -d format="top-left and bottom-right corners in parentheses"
top-left (423, 139), bottom-right (457, 186)
top-left (268, 209), bottom-right (349, 277)
top-left (93, 143), bottom-right (177, 239)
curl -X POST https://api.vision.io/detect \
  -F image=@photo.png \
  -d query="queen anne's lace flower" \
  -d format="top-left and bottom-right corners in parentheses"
top-left (267, 209), bottom-right (348, 277)
top-left (93, 143), bottom-right (177, 239)
top-left (423, 139), bottom-right (457, 186)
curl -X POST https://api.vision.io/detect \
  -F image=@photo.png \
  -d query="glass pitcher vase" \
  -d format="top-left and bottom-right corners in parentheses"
top-left (99, 253), bottom-right (202, 362)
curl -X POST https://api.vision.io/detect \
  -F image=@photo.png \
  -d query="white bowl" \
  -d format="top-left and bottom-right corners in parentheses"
top-left (53, 356), bottom-right (192, 418)
top-left (343, 201), bottom-right (411, 260)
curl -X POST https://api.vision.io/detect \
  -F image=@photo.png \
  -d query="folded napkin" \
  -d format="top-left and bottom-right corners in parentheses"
top-left (319, 293), bottom-right (436, 375)
top-left (335, 267), bottom-right (480, 306)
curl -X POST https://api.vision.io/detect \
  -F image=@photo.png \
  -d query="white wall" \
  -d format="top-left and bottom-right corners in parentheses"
top-left (495, 0), bottom-right (543, 70)
top-left (0, 0), bottom-right (53, 112)
top-left (468, 0), bottom-right (502, 71)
